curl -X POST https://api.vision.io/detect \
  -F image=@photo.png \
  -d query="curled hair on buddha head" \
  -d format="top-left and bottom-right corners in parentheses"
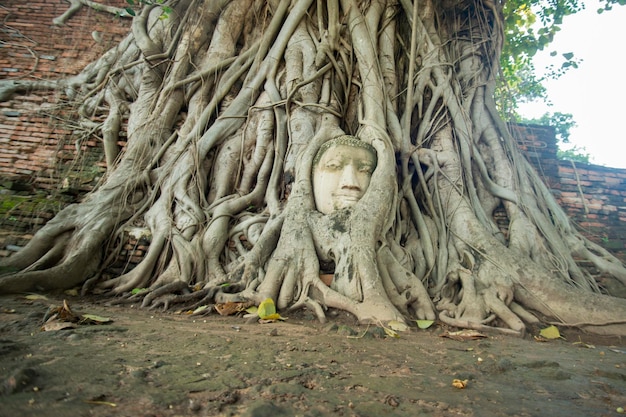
top-left (312, 135), bottom-right (377, 169)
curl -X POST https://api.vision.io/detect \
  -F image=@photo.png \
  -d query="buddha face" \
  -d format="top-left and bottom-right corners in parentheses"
top-left (312, 137), bottom-right (377, 214)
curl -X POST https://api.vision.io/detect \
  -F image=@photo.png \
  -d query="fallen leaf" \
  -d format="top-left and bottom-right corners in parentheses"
top-left (539, 325), bottom-right (561, 340)
top-left (81, 314), bottom-right (112, 324)
top-left (572, 341), bottom-right (595, 349)
top-left (257, 298), bottom-right (276, 319)
top-left (64, 288), bottom-right (79, 297)
top-left (191, 305), bottom-right (209, 315)
top-left (214, 301), bottom-right (252, 316)
top-left (440, 329), bottom-right (487, 341)
top-left (24, 294), bottom-right (48, 301)
top-left (416, 320), bottom-right (434, 329)
top-left (245, 306), bottom-right (258, 314)
top-left (84, 397), bottom-right (117, 407)
top-left (261, 313), bottom-right (283, 320)
top-left (388, 320), bottom-right (409, 332)
top-left (383, 326), bottom-right (399, 338)
top-left (452, 379), bottom-right (468, 389)
top-left (42, 321), bottom-right (77, 331)
top-left (319, 274), bottom-right (333, 286)
top-left (43, 300), bottom-right (79, 323)
top-left (131, 288), bottom-right (147, 295)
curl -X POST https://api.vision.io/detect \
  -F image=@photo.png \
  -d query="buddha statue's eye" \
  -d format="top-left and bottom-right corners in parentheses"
top-left (324, 160), bottom-right (343, 171)
top-left (358, 164), bottom-right (373, 173)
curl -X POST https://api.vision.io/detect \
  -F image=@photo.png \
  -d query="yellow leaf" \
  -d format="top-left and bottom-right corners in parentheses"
top-left (388, 320), bottom-right (408, 332)
top-left (258, 298), bottom-right (276, 319)
top-left (24, 294), bottom-right (48, 300)
top-left (539, 325), bottom-right (561, 339)
top-left (452, 379), bottom-right (468, 389)
top-left (260, 313), bottom-right (284, 321)
top-left (192, 305), bottom-right (209, 315)
top-left (416, 320), bottom-right (434, 329)
top-left (245, 306), bottom-right (258, 314)
top-left (383, 327), bottom-right (399, 338)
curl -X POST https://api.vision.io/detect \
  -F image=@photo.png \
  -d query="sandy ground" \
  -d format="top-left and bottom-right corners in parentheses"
top-left (0, 293), bottom-right (625, 417)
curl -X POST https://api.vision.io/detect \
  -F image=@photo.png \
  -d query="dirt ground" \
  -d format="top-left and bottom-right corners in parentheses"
top-left (0, 293), bottom-right (624, 417)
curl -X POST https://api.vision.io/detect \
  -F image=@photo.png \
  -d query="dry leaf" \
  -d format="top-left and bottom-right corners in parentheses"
top-left (452, 379), bottom-right (468, 389)
top-left (42, 321), bottom-right (77, 331)
top-left (24, 294), bottom-right (48, 301)
top-left (214, 301), bottom-right (252, 316)
top-left (440, 329), bottom-right (487, 341)
top-left (319, 274), bottom-right (333, 286)
top-left (80, 314), bottom-right (112, 324)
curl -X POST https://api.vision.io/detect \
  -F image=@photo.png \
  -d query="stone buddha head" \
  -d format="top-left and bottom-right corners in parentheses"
top-left (312, 135), bottom-right (377, 214)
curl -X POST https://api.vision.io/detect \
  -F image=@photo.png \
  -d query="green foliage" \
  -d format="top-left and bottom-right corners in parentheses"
top-left (498, 0), bottom-right (583, 117)
top-left (520, 112), bottom-right (590, 163)
top-left (557, 146), bottom-right (591, 163)
top-left (499, 1), bottom-right (626, 164)
top-left (522, 112), bottom-right (575, 143)
top-left (123, 0), bottom-right (172, 19)
top-left (598, 0), bottom-right (626, 13)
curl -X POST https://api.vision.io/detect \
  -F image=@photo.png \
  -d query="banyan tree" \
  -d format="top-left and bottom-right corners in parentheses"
top-left (1, 0), bottom-right (625, 336)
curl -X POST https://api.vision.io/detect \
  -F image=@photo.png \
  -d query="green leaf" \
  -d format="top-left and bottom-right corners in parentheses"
top-left (126, 0), bottom-right (135, 4)
top-left (539, 325), bottom-right (561, 339)
top-left (562, 52), bottom-right (574, 60)
top-left (125, 7), bottom-right (136, 16)
top-left (416, 320), bottom-right (434, 329)
top-left (131, 287), bottom-right (147, 295)
top-left (82, 314), bottom-right (112, 323)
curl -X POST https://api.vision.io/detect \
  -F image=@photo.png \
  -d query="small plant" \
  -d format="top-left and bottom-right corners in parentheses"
top-left (123, 0), bottom-right (172, 19)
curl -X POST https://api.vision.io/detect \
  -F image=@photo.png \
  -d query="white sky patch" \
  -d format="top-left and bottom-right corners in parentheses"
top-left (516, 1), bottom-right (626, 168)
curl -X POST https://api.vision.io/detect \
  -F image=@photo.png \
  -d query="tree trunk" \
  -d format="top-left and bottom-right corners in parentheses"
top-left (1, 0), bottom-right (625, 336)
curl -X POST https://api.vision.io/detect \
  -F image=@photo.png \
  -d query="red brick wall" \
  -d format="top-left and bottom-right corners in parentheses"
top-left (554, 163), bottom-right (626, 253)
top-left (0, 0), bottom-right (130, 190)
top-left (512, 124), bottom-right (626, 261)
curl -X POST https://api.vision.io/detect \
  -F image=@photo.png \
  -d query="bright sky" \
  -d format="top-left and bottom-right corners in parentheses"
top-left (516, 1), bottom-right (626, 168)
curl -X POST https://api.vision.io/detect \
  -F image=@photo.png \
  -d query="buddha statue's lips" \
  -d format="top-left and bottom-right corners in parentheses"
top-left (333, 192), bottom-right (362, 201)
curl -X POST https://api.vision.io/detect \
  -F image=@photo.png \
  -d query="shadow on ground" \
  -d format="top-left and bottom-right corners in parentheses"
top-left (0, 294), bottom-right (624, 417)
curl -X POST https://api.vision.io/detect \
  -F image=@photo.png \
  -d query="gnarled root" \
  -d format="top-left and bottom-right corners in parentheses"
top-left (0, 203), bottom-right (112, 293)
top-left (437, 266), bottom-right (526, 337)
